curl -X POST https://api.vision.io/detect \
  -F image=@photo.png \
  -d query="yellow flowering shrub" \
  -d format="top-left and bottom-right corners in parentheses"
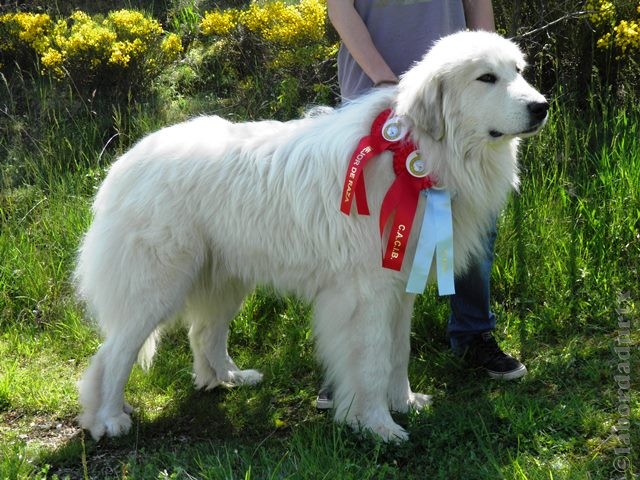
top-left (586, 0), bottom-right (616, 26)
top-left (0, 12), bottom-right (52, 69)
top-left (196, 0), bottom-right (336, 116)
top-left (586, 0), bottom-right (640, 56)
top-left (1, 2), bottom-right (334, 115)
top-left (161, 33), bottom-right (184, 59)
top-left (200, 0), bottom-right (334, 65)
top-left (239, 0), bottom-right (325, 46)
top-left (612, 18), bottom-right (640, 53)
top-left (0, 9), bottom-right (182, 88)
top-left (106, 9), bottom-right (162, 43)
top-left (200, 10), bottom-right (238, 37)
top-left (0, 12), bottom-right (53, 53)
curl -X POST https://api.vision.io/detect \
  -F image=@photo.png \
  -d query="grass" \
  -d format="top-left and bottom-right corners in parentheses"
top-left (1, 67), bottom-right (639, 479)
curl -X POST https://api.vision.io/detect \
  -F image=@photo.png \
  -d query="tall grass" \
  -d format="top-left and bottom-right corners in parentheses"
top-left (500, 95), bottom-right (640, 332)
top-left (1, 54), bottom-right (638, 480)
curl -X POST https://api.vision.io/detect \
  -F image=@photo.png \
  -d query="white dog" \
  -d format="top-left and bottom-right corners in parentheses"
top-left (75, 31), bottom-right (548, 442)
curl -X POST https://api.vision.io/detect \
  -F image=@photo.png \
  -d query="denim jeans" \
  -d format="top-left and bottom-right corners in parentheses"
top-left (447, 222), bottom-right (497, 353)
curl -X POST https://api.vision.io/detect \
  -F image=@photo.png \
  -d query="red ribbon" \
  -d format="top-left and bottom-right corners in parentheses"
top-left (379, 149), bottom-right (434, 270)
top-left (340, 109), bottom-right (395, 216)
top-left (340, 109), bottom-right (436, 271)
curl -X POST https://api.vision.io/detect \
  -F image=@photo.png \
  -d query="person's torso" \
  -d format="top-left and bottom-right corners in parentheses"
top-left (338, 0), bottom-right (466, 101)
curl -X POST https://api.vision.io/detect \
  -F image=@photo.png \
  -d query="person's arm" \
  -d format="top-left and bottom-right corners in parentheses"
top-left (462, 0), bottom-right (495, 31)
top-left (326, 0), bottom-right (398, 85)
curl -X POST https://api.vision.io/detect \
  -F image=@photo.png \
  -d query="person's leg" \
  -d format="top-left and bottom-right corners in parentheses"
top-left (447, 226), bottom-right (497, 353)
top-left (448, 223), bottom-right (527, 380)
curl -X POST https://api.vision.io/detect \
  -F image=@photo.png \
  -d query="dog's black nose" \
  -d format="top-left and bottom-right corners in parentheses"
top-left (527, 101), bottom-right (549, 122)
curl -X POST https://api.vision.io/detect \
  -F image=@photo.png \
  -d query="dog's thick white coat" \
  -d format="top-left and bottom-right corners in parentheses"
top-left (76, 32), bottom-right (547, 442)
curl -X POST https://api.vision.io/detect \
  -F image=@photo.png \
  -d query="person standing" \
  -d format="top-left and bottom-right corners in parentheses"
top-left (317, 0), bottom-right (525, 410)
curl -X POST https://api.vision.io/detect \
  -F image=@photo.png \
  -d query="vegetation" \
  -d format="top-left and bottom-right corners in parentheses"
top-left (1, 1), bottom-right (639, 478)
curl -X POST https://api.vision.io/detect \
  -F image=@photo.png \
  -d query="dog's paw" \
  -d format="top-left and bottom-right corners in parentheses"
top-left (104, 411), bottom-right (132, 438)
top-left (408, 392), bottom-right (433, 410)
top-left (344, 407), bottom-right (410, 443)
top-left (79, 410), bottom-right (132, 440)
top-left (390, 391), bottom-right (433, 413)
top-left (365, 420), bottom-right (409, 443)
top-left (195, 368), bottom-right (263, 390)
top-left (223, 369), bottom-right (263, 387)
top-left (194, 372), bottom-right (221, 391)
top-left (77, 411), bottom-right (98, 437)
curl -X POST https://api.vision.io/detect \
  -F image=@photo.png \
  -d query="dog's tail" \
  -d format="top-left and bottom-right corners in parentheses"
top-left (137, 327), bottom-right (162, 371)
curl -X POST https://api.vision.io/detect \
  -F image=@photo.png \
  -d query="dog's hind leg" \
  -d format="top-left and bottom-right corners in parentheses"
top-left (77, 234), bottom-right (200, 440)
top-left (79, 328), bottom-right (148, 440)
top-left (387, 294), bottom-right (433, 413)
top-left (186, 277), bottom-right (263, 390)
top-left (78, 296), bottom-right (183, 440)
top-left (314, 278), bottom-right (409, 442)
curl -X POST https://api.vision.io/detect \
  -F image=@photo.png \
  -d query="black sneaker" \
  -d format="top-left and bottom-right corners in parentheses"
top-left (316, 386), bottom-right (333, 410)
top-left (464, 332), bottom-right (527, 380)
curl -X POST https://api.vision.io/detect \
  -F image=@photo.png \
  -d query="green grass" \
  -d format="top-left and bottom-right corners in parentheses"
top-left (1, 71), bottom-right (639, 479)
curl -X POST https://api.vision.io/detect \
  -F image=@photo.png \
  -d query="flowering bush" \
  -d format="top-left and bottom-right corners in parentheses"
top-left (200, 0), bottom-right (335, 68)
top-left (0, 12), bottom-right (52, 68)
top-left (0, 10), bottom-right (182, 89)
top-left (240, 0), bottom-right (325, 46)
top-left (0, 12), bottom-right (52, 53)
top-left (196, 0), bottom-right (337, 117)
top-left (0, 1), bottom-right (337, 115)
top-left (586, 0), bottom-right (640, 56)
top-left (200, 10), bottom-right (238, 37)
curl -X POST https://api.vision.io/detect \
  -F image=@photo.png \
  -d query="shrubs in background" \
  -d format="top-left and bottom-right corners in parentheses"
top-left (190, 0), bottom-right (337, 117)
top-left (586, 0), bottom-right (640, 56)
top-left (0, 0), bottom-right (638, 118)
top-left (0, 0), bottom-right (336, 192)
top-left (0, 1), bottom-right (336, 118)
top-left (0, 10), bottom-right (182, 91)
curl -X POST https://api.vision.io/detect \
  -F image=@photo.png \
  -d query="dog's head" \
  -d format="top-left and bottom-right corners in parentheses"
top-left (395, 31), bottom-right (548, 143)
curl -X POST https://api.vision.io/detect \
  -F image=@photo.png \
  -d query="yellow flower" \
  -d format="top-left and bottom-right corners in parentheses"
top-left (591, 0), bottom-right (640, 54)
top-left (161, 33), bottom-right (183, 60)
top-left (109, 41), bottom-right (131, 66)
top-left (613, 19), bottom-right (640, 52)
top-left (1, 12), bottom-right (52, 53)
top-left (40, 47), bottom-right (64, 76)
top-left (106, 9), bottom-right (162, 43)
top-left (596, 32), bottom-right (613, 48)
top-left (69, 11), bottom-right (90, 23)
top-left (585, 0), bottom-right (616, 27)
top-left (200, 10), bottom-right (237, 36)
top-left (239, 0), bottom-right (326, 46)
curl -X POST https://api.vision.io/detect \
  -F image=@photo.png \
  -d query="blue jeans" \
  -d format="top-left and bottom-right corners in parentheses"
top-left (447, 223), bottom-right (497, 353)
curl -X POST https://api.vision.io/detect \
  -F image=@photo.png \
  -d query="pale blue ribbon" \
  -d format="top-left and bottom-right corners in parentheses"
top-left (406, 188), bottom-right (455, 296)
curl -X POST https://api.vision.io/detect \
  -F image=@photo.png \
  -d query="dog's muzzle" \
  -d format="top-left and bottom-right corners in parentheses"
top-left (527, 100), bottom-right (549, 127)
top-left (490, 100), bottom-right (549, 138)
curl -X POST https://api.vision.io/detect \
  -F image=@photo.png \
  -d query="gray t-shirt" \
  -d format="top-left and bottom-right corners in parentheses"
top-left (337, 0), bottom-right (467, 101)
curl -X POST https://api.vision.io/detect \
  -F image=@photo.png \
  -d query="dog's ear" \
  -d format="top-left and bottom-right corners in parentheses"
top-left (396, 66), bottom-right (445, 141)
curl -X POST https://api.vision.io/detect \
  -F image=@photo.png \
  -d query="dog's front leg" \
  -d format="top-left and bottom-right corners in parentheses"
top-left (314, 279), bottom-right (409, 442)
top-left (387, 293), bottom-right (433, 413)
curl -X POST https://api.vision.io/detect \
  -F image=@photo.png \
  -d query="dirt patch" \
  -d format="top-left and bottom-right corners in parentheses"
top-left (1, 413), bottom-right (81, 451)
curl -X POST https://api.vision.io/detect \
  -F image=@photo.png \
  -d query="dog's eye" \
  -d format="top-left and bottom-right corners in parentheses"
top-left (477, 73), bottom-right (497, 84)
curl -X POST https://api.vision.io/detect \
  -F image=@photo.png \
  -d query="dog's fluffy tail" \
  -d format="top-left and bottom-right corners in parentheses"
top-left (137, 327), bottom-right (162, 371)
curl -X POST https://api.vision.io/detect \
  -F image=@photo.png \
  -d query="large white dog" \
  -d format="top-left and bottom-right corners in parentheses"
top-left (75, 31), bottom-right (548, 442)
